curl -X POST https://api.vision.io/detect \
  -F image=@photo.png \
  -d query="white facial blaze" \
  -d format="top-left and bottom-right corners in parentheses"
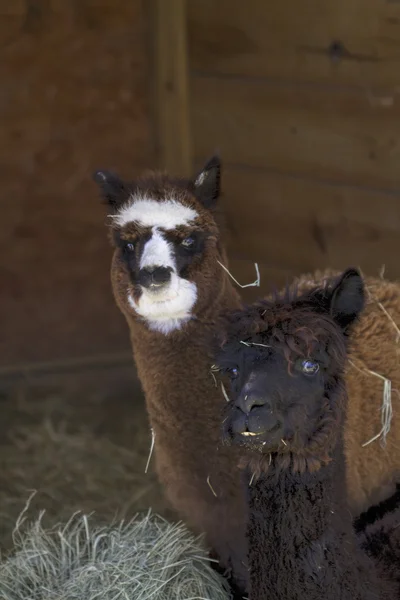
top-left (128, 275), bottom-right (197, 335)
top-left (116, 196), bottom-right (199, 335)
top-left (140, 228), bottom-right (174, 271)
top-left (112, 197), bottom-right (198, 230)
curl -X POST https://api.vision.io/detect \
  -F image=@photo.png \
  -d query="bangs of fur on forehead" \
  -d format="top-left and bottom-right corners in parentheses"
top-left (92, 155), bottom-right (224, 230)
top-left (217, 269), bottom-right (365, 365)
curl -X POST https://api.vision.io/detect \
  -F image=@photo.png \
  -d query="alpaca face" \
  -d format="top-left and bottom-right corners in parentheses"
top-left (219, 333), bottom-right (337, 455)
top-left (94, 157), bottom-right (223, 334)
top-left (216, 268), bottom-right (365, 473)
top-left (113, 200), bottom-right (202, 333)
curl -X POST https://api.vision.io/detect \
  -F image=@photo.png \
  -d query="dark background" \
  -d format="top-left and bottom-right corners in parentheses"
top-left (2, 0), bottom-right (400, 371)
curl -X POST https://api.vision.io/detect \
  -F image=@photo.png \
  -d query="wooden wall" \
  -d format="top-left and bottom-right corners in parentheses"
top-left (0, 0), bottom-right (153, 367)
top-left (4, 0), bottom-right (400, 368)
top-left (188, 0), bottom-right (400, 297)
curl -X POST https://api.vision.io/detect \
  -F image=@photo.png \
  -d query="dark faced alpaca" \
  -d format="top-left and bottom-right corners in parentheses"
top-left (92, 156), bottom-right (223, 335)
top-left (217, 268), bottom-right (365, 478)
top-left (214, 269), bottom-right (399, 600)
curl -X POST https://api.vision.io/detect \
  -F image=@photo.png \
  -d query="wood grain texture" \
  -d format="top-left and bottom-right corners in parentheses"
top-left (0, 0), bottom-right (153, 366)
top-left (152, 0), bottom-right (192, 175)
top-left (221, 168), bottom-right (400, 279)
top-left (191, 76), bottom-right (400, 190)
top-left (188, 0), bottom-right (400, 87)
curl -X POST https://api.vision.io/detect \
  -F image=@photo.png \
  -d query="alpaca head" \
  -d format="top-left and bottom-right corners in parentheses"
top-left (94, 156), bottom-right (227, 334)
top-left (215, 268), bottom-right (365, 474)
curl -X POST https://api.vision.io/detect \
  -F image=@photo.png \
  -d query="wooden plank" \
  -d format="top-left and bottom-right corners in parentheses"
top-left (152, 0), bottom-right (192, 176)
top-left (191, 76), bottom-right (400, 191)
top-left (221, 169), bottom-right (400, 279)
top-left (188, 0), bottom-right (400, 87)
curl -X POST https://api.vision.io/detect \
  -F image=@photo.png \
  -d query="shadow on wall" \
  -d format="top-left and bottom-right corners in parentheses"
top-left (0, 0), bottom-right (154, 367)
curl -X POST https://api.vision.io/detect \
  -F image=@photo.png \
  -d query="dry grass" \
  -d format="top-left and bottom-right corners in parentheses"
top-left (0, 370), bottom-right (231, 598)
top-left (0, 370), bottom-right (173, 551)
top-left (0, 509), bottom-right (230, 600)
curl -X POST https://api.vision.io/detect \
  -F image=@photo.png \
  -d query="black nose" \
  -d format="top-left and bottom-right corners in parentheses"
top-left (138, 266), bottom-right (172, 288)
top-left (235, 392), bottom-right (281, 435)
top-left (237, 391), bottom-right (270, 415)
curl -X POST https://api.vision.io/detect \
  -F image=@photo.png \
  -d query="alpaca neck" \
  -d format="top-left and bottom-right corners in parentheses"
top-left (121, 267), bottom-right (244, 499)
top-left (246, 434), bottom-right (382, 600)
top-left (111, 254), bottom-right (248, 589)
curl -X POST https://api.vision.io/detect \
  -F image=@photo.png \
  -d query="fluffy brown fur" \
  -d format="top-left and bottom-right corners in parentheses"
top-left (218, 269), bottom-right (399, 600)
top-left (297, 269), bottom-right (400, 513)
top-left (95, 156), bottom-right (400, 593)
top-left (219, 269), bottom-right (400, 513)
top-left (94, 158), bottom-right (248, 590)
top-left (358, 490), bottom-right (400, 590)
top-left (243, 458), bottom-right (398, 600)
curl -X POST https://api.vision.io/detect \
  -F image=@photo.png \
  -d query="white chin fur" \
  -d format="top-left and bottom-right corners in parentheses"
top-left (128, 274), bottom-right (197, 335)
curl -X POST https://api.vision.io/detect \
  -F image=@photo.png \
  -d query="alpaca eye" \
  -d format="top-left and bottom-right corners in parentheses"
top-left (301, 360), bottom-right (319, 375)
top-left (228, 367), bottom-right (239, 379)
top-left (125, 242), bottom-right (135, 252)
top-left (181, 236), bottom-right (195, 248)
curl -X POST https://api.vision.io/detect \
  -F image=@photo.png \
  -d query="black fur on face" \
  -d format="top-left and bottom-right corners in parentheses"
top-left (113, 226), bottom-right (209, 295)
top-left (215, 268), bottom-right (365, 474)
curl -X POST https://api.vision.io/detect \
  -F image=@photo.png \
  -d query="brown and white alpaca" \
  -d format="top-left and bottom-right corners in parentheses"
top-left (216, 268), bottom-right (400, 600)
top-left (93, 157), bottom-right (248, 588)
top-left (93, 158), bottom-right (400, 593)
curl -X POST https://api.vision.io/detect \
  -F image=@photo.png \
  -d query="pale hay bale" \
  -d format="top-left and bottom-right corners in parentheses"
top-left (0, 510), bottom-right (230, 600)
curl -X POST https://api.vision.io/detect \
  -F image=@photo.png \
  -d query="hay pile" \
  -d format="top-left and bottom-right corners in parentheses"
top-left (0, 509), bottom-right (230, 600)
top-left (0, 376), bottom-right (232, 599)
top-left (0, 373), bottom-right (172, 550)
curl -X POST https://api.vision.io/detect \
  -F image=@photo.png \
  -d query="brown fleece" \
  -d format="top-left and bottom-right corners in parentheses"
top-left (104, 163), bottom-right (399, 590)
top-left (225, 270), bottom-right (400, 514)
top-left (292, 269), bottom-right (400, 514)
top-left (108, 178), bottom-right (249, 587)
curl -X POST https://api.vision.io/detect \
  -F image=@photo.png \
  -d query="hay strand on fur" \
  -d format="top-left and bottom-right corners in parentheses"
top-left (349, 275), bottom-right (399, 449)
top-left (362, 374), bottom-right (393, 448)
top-left (220, 382), bottom-right (230, 403)
top-left (210, 370), bottom-right (218, 387)
top-left (206, 476), bottom-right (218, 498)
top-left (0, 510), bottom-right (230, 600)
top-left (145, 428), bottom-right (156, 474)
top-left (363, 274), bottom-right (400, 343)
top-left (240, 341), bottom-right (271, 349)
top-left (210, 365), bottom-right (220, 388)
top-left (349, 360), bottom-right (394, 448)
top-left (375, 300), bottom-right (400, 343)
top-left (217, 261), bottom-right (260, 288)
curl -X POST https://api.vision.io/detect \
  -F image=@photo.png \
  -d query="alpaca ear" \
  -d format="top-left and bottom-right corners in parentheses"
top-left (328, 268), bottom-right (365, 330)
top-left (192, 154), bottom-right (221, 208)
top-left (92, 170), bottom-right (130, 211)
